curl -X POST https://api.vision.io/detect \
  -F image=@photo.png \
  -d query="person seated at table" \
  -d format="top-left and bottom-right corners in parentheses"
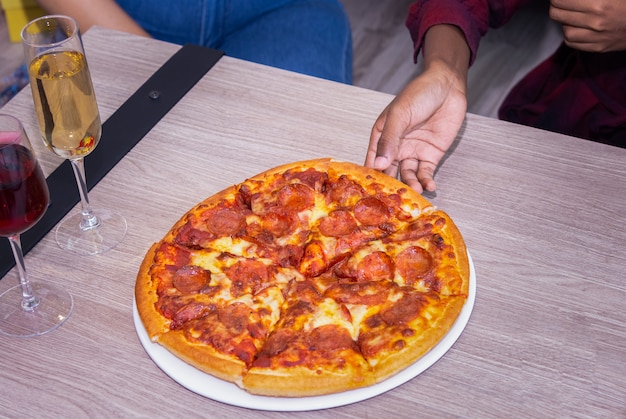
top-left (34, 0), bottom-right (353, 84)
top-left (365, 0), bottom-right (626, 193)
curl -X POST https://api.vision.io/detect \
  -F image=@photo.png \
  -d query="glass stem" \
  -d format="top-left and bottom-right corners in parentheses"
top-left (70, 157), bottom-right (100, 231)
top-left (8, 234), bottom-right (40, 311)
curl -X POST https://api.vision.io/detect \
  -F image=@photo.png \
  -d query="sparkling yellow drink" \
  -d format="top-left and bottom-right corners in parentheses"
top-left (28, 50), bottom-right (101, 159)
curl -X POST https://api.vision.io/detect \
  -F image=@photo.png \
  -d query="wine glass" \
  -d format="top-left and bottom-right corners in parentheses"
top-left (0, 114), bottom-right (73, 337)
top-left (21, 15), bottom-right (127, 255)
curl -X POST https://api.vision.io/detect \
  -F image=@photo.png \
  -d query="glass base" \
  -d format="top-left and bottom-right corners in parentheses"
top-left (0, 282), bottom-right (73, 337)
top-left (56, 209), bottom-right (127, 255)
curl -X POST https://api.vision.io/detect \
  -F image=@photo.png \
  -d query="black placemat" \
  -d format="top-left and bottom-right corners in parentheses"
top-left (0, 44), bottom-right (224, 279)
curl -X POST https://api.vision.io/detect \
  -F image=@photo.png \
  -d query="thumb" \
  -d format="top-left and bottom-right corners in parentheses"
top-left (367, 105), bottom-right (407, 171)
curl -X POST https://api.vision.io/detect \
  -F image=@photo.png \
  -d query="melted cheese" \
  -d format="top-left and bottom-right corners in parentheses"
top-left (309, 298), bottom-right (356, 338)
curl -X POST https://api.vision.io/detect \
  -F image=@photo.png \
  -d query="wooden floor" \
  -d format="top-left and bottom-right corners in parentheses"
top-left (1, 2), bottom-right (562, 117)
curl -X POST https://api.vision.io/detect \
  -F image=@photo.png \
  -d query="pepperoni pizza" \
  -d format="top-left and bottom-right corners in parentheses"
top-left (135, 158), bottom-right (470, 397)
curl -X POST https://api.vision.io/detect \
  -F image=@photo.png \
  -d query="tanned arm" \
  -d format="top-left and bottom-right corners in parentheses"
top-left (365, 24), bottom-right (470, 192)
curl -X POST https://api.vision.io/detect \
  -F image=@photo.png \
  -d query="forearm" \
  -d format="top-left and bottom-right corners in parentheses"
top-left (421, 24), bottom-right (471, 87)
top-left (35, 0), bottom-right (150, 37)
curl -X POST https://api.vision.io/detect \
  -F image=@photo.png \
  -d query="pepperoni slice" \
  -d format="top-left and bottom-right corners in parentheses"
top-left (283, 299), bottom-right (316, 321)
top-left (286, 279), bottom-right (322, 305)
top-left (380, 293), bottom-right (428, 325)
top-left (236, 183), bottom-right (253, 208)
top-left (218, 302), bottom-right (254, 334)
top-left (262, 206), bottom-right (298, 237)
top-left (356, 251), bottom-right (394, 282)
top-left (155, 242), bottom-right (191, 268)
top-left (173, 222), bottom-right (213, 248)
top-left (306, 324), bottom-right (355, 353)
top-left (277, 183), bottom-right (314, 212)
top-left (391, 220), bottom-right (433, 241)
top-left (332, 256), bottom-right (356, 280)
top-left (326, 175), bottom-right (365, 207)
top-left (189, 308), bottom-right (259, 365)
top-left (156, 295), bottom-right (187, 320)
top-left (284, 167), bottom-right (328, 190)
top-left (358, 327), bottom-right (387, 357)
top-left (354, 196), bottom-right (389, 226)
top-left (170, 300), bottom-right (213, 329)
top-left (277, 243), bottom-right (305, 268)
top-left (253, 328), bottom-right (297, 367)
top-left (204, 206), bottom-right (247, 236)
top-left (324, 281), bottom-right (389, 305)
top-left (155, 266), bottom-right (177, 297)
top-left (318, 210), bottom-right (358, 237)
top-left (224, 259), bottom-right (269, 297)
top-left (172, 265), bottom-right (211, 294)
top-left (395, 246), bottom-right (433, 281)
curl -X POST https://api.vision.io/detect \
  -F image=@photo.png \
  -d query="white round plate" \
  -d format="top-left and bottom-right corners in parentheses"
top-left (134, 252), bottom-right (476, 411)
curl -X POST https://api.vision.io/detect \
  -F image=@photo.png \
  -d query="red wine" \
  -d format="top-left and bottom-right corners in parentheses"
top-left (0, 144), bottom-right (49, 236)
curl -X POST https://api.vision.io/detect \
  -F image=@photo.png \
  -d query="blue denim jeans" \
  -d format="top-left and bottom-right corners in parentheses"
top-left (114, 0), bottom-right (352, 83)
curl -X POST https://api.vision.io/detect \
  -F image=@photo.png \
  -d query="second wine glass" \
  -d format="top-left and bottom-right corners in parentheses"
top-left (21, 15), bottom-right (126, 255)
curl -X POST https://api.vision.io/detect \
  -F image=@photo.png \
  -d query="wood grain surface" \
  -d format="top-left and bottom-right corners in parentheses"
top-left (0, 27), bottom-right (624, 418)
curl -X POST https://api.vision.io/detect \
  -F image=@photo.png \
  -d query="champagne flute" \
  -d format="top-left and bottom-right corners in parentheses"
top-left (21, 15), bottom-right (127, 255)
top-left (0, 114), bottom-right (73, 337)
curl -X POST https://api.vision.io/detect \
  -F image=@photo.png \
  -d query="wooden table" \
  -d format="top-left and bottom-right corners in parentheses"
top-left (1, 27), bottom-right (624, 417)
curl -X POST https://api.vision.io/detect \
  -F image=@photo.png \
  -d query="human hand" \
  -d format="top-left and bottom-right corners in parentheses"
top-left (549, 0), bottom-right (626, 52)
top-left (365, 62), bottom-right (467, 193)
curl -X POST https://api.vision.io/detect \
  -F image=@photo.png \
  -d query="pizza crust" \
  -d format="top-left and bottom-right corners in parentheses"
top-left (135, 243), bottom-right (170, 339)
top-left (243, 362), bottom-right (376, 397)
top-left (157, 330), bottom-right (247, 385)
top-left (437, 210), bottom-right (470, 296)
